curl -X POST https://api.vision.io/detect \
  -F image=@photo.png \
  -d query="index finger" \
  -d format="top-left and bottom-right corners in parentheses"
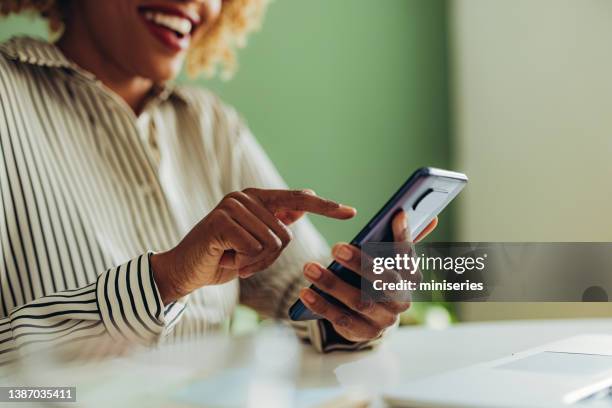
top-left (246, 189), bottom-right (357, 219)
top-left (331, 243), bottom-right (415, 304)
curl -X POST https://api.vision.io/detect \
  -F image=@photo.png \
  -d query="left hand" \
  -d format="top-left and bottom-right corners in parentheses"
top-left (299, 211), bottom-right (438, 342)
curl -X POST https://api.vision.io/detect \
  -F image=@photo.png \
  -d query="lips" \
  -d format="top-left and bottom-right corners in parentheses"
top-left (138, 4), bottom-right (201, 52)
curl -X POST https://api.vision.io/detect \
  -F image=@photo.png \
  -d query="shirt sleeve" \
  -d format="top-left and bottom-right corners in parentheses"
top-left (0, 252), bottom-right (185, 365)
top-left (213, 100), bottom-right (384, 352)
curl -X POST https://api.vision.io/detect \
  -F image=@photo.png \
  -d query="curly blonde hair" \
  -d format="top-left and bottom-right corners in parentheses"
top-left (0, 0), bottom-right (270, 78)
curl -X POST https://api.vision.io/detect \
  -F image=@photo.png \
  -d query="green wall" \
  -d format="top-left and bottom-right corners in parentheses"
top-left (0, 0), bottom-right (451, 244)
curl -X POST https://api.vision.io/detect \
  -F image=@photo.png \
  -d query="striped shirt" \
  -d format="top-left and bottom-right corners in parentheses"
top-left (0, 36), bottom-right (375, 364)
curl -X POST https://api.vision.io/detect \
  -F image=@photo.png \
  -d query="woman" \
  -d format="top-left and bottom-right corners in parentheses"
top-left (0, 0), bottom-right (437, 364)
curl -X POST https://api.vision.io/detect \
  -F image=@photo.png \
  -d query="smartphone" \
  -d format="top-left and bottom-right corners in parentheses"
top-left (288, 167), bottom-right (468, 321)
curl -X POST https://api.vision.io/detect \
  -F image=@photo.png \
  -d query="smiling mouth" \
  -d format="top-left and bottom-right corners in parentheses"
top-left (138, 5), bottom-right (201, 51)
top-left (145, 11), bottom-right (193, 36)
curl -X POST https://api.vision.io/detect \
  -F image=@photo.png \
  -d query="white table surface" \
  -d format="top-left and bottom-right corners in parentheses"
top-left (300, 318), bottom-right (612, 382)
top-left (297, 318), bottom-right (612, 403)
top-left (10, 318), bottom-right (612, 407)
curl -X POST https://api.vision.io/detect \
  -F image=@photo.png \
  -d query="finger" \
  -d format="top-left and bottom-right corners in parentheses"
top-left (392, 210), bottom-right (410, 242)
top-left (227, 192), bottom-right (293, 244)
top-left (303, 263), bottom-right (401, 328)
top-left (244, 188), bottom-right (356, 220)
top-left (331, 242), bottom-right (386, 284)
top-left (274, 189), bottom-right (316, 225)
top-left (331, 242), bottom-right (414, 305)
top-left (237, 250), bottom-right (283, 278)
top-left (216, 211), bottom-right (264, 269)
top-left (299, 288), bottom-right (382, 342)
top-left (414, 217), bottom-right (438, 243)
top-left (222, 198), bottom-right (285, 265)
top-left (331, 242), bottom-right (367, 278)
top-left (274, 210), bottom-right (305, 225)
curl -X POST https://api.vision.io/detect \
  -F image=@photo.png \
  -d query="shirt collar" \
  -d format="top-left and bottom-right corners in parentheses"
top-left (0, 35), bottom-right (74, 69)
top-left (0, 36), bottom-right (190, 105)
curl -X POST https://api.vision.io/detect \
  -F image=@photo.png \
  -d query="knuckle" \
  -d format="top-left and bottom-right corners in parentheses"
top-left (387, 298), bottom-right (410, 312)
top-left (242, 187), bottom-right (259, 197)
top-left (384, 302), bottom-right (402, 314)
top-left (223, 197), bottom-right (242, 211)
top-left (368, 327), bottom-right (384, 339)
top-left (392, 301), bottom-right (411, 313)
top-left (319, 271), bottom-right (337, 290)
top-left (278, 224), bottom-right (293, 243)
top-left (280, 233), bottom-right (292, 248)
top-left (354, 298), bottom-right (376, 314)
top-left (289, 190), bottom-right (305, 204)
top-left (333, 313), bottom-right (353, 329)
top-left (270, 236), bottom-right (283, 251)
top-left (230, 192), bottom-right (252, 206)
top-left (299, 188), bottom-right (316, 196)
top-left (247, 239), bottom-right (264, 253)
top-left (312, 296), bottom-right (327, 313)
top-left (387, 271), bottom-right (403, 285)
top-left (262, 231), bottom-right (281, 251)
top-left (225, 191), bottom-right (243, 201)
top-left (233, 191), bottom-right (250, 201)
top-left (214, 208), bottom-right (231, 222)
top-left (380, 314), bottom-right (397, 329)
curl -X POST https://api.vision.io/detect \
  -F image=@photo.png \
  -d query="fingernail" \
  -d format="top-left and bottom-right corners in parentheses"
top-left (334, 244), bottom-right (353, 261)
top-left (304, 263), bottom-right (322, 280)
top-left (301, 289), bottom-right (316, 304)
top-left (340, 204), bottom-right (357, 213)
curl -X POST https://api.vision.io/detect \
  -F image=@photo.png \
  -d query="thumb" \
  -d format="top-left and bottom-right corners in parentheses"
top-left (392, 210), bottom-right (410, 242)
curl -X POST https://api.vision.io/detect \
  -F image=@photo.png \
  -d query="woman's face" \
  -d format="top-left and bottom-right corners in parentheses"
top-left (68, 0), bottom-right (222, 81)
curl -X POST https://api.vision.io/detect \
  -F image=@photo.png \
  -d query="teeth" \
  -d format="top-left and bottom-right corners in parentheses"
top-left (144, 11), bottom-right (192, 35)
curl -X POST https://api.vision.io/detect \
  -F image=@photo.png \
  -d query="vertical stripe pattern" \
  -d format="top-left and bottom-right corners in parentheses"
top-left (0, 37), bottom-right (375, 364)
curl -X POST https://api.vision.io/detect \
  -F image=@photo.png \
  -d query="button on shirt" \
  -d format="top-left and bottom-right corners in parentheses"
top-left (0, 37), bottom-right (377, 364)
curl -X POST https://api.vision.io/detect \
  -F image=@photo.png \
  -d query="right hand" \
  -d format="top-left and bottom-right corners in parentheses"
top-left (151, 188), bottom-right (356, 304)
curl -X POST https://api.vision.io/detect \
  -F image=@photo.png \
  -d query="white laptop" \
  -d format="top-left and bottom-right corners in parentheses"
top-left (384, 335), bottom-right (612, 408)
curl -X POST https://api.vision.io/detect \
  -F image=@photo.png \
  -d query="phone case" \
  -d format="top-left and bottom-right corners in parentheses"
top-left (288, 167), bottom-right (468, 321)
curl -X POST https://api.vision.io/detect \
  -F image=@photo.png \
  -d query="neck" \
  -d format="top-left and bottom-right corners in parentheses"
top-left (57, 18), bottom-right (153, 114)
